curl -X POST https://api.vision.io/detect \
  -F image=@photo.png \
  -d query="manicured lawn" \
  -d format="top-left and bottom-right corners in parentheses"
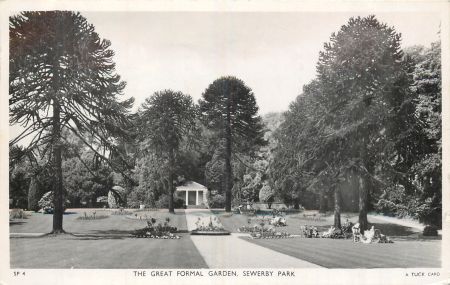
top-left (10, 208), bottom-right (188, 234)
top-left (10, 233), bottom-right (208, 268)
top-left (243, 237), bottom-right (441, 268)
top-left (10, 208), bottom-right (441, 269)
top-left (10, 208), bottom-right (206, 268)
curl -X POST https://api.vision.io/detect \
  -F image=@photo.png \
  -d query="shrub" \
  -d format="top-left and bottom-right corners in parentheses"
top-left (38, 191), bottom-right (69, 211)
top-left (96, 196), bottom-right (108, 207)
top-left (258, 183), bottom-right (275, 209)
top-left (208, 194), bottom-right (225, 208)
top-left (155, 194), bottom-right (184, 209)
top-left (38, 191), bottom-right (53, 210)
top-left (9, 209), bottom-right (28, 219)
top-left (423, 225), bottom-right (438, 236)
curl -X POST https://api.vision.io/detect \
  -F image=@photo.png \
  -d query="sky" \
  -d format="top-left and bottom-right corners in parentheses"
top-left (81, 11), bottom-right (440, 114)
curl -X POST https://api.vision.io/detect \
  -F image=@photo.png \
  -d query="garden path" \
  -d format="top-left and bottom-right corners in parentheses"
top-left (185, 209), bottom-right (322, 268)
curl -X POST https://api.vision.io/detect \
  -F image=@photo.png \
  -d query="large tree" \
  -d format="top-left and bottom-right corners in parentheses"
top-left (10, 11), bottom-right (133, 233)
top-left (137, 90), bottom-right (197, 213)
top-left (199, 76), bottom-right (266, 212)
top-left (314, 15), bottom-right (411, 231)
top-left (271, 16), bottom-right (414, 231)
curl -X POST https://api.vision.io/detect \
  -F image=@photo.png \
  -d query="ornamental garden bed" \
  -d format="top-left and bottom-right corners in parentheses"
top-left (190, 216), bottom-right (230, 235)
top-left (238, 220), bottom-right (292, 239)
top-left (132, 217), bottom-right (181, 239)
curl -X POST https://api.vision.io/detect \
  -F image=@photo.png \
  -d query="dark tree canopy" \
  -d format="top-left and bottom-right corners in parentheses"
top-left (10, 11), bottom-right (134, 153)
top-left (270, 15), bottom-right (431, 231)
top-left (199, 76), bottom-right (266, 211)
top-left (137, 90), bottom-right (198, 212)
top-left (9, 11), bottom-right (133, 233)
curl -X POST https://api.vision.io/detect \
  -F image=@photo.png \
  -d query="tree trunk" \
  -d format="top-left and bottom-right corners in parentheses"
top-left (334, 187), bottom-right (341, 229)
top-left (168, 149), bottom-right (175, 214)
top-left (358, 136), bottom-right (369, 233)
top-left (293, 201), bottom-right (300, 210)
top-left (358, 175), bottom-right (369, 233)
top-left (52, 102), bottom-right (64, 234)
top-left (224, 102), bottom-right (233, 212)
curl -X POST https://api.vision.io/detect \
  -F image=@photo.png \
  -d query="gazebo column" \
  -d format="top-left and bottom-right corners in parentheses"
top-left (185, 191), bottom-right (189, 206)
top-left (196, 191), bottom-right (199, 206)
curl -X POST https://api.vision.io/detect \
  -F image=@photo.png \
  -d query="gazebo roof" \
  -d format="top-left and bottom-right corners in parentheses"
top-left (176, 181), bottom-right (207, 191)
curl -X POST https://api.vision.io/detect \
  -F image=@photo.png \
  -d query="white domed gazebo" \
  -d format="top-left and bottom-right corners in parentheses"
top-left (176, 181), bottom-right (208, 206)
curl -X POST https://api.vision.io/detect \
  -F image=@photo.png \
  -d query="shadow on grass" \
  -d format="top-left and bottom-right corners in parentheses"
top-left (70, 235), bottom-right (127, 240)
top-left (88, 229), bottom-right (134, 235)
top-left (370, 223), bottom-right (416, 236)
top-left (9, 221), bottom-right (27, 226)
top-left (370, 223), bottom-right (441, 241)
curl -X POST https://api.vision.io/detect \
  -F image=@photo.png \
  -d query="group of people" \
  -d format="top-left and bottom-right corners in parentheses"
top-left (351, 223), bottom-right (393, 243)
top-left (301, 219), bottom-right (393, 243)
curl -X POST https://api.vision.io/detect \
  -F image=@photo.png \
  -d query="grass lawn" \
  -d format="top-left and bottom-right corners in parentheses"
top-left (244, 237), bottom-right (441, 268)
top-left (10, 233), bottom-right (208, 268)
top-left (9, 208), bottom-right (188, 235)
top-left (10, 208), bottom-right (207, 268)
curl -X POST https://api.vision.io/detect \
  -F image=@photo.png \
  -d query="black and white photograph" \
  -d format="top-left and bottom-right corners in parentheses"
top-left (1, 0), bottom-right (449, 284)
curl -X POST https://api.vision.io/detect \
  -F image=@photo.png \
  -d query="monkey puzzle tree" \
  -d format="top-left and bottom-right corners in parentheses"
top-left (315, 15), bottom-right (410, 231)
top-left (10, 11), bottom-right (133, 233)
top-left (137, 90), bottom-right (197, 213)
top-left (199, 76), bottom-right (266, 212)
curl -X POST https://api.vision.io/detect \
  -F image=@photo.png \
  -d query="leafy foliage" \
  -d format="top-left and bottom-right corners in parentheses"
top-left (199, 76), bottom-right (266, 211)
top-left (207, 192), bottom-right (226, 208)
top-left (27, 177), bottom-right (40, 212)
top-left (136, 90), bottom-right (197, 212)
top-left (258, 182), bottom-right (275, 206)
top-left (270, 15), bottom-right (441, 229)
top-left (10, 11), bottom-right (133, 232)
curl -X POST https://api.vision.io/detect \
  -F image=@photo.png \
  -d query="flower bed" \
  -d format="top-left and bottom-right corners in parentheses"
top-left (321, 220), bottom-right (354, 239)
top-left (239, 216), bottom-right (287, 233)
top-left (239, 220), bottom-right (291, 239)
top-left (191, 216), bottom-right (230, 235)
top-left (250, 229), bottom-right (291, 239)
top-left (132, 217), bottom-right (180, 239)
top-left (300, 225), bottom-right (320, 238)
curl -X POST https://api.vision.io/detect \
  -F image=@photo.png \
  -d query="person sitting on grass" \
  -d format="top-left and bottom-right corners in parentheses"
top-left (352, 223), bottom-right (361, 242)
top-left (360, 226), bottom-right (375, 243)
